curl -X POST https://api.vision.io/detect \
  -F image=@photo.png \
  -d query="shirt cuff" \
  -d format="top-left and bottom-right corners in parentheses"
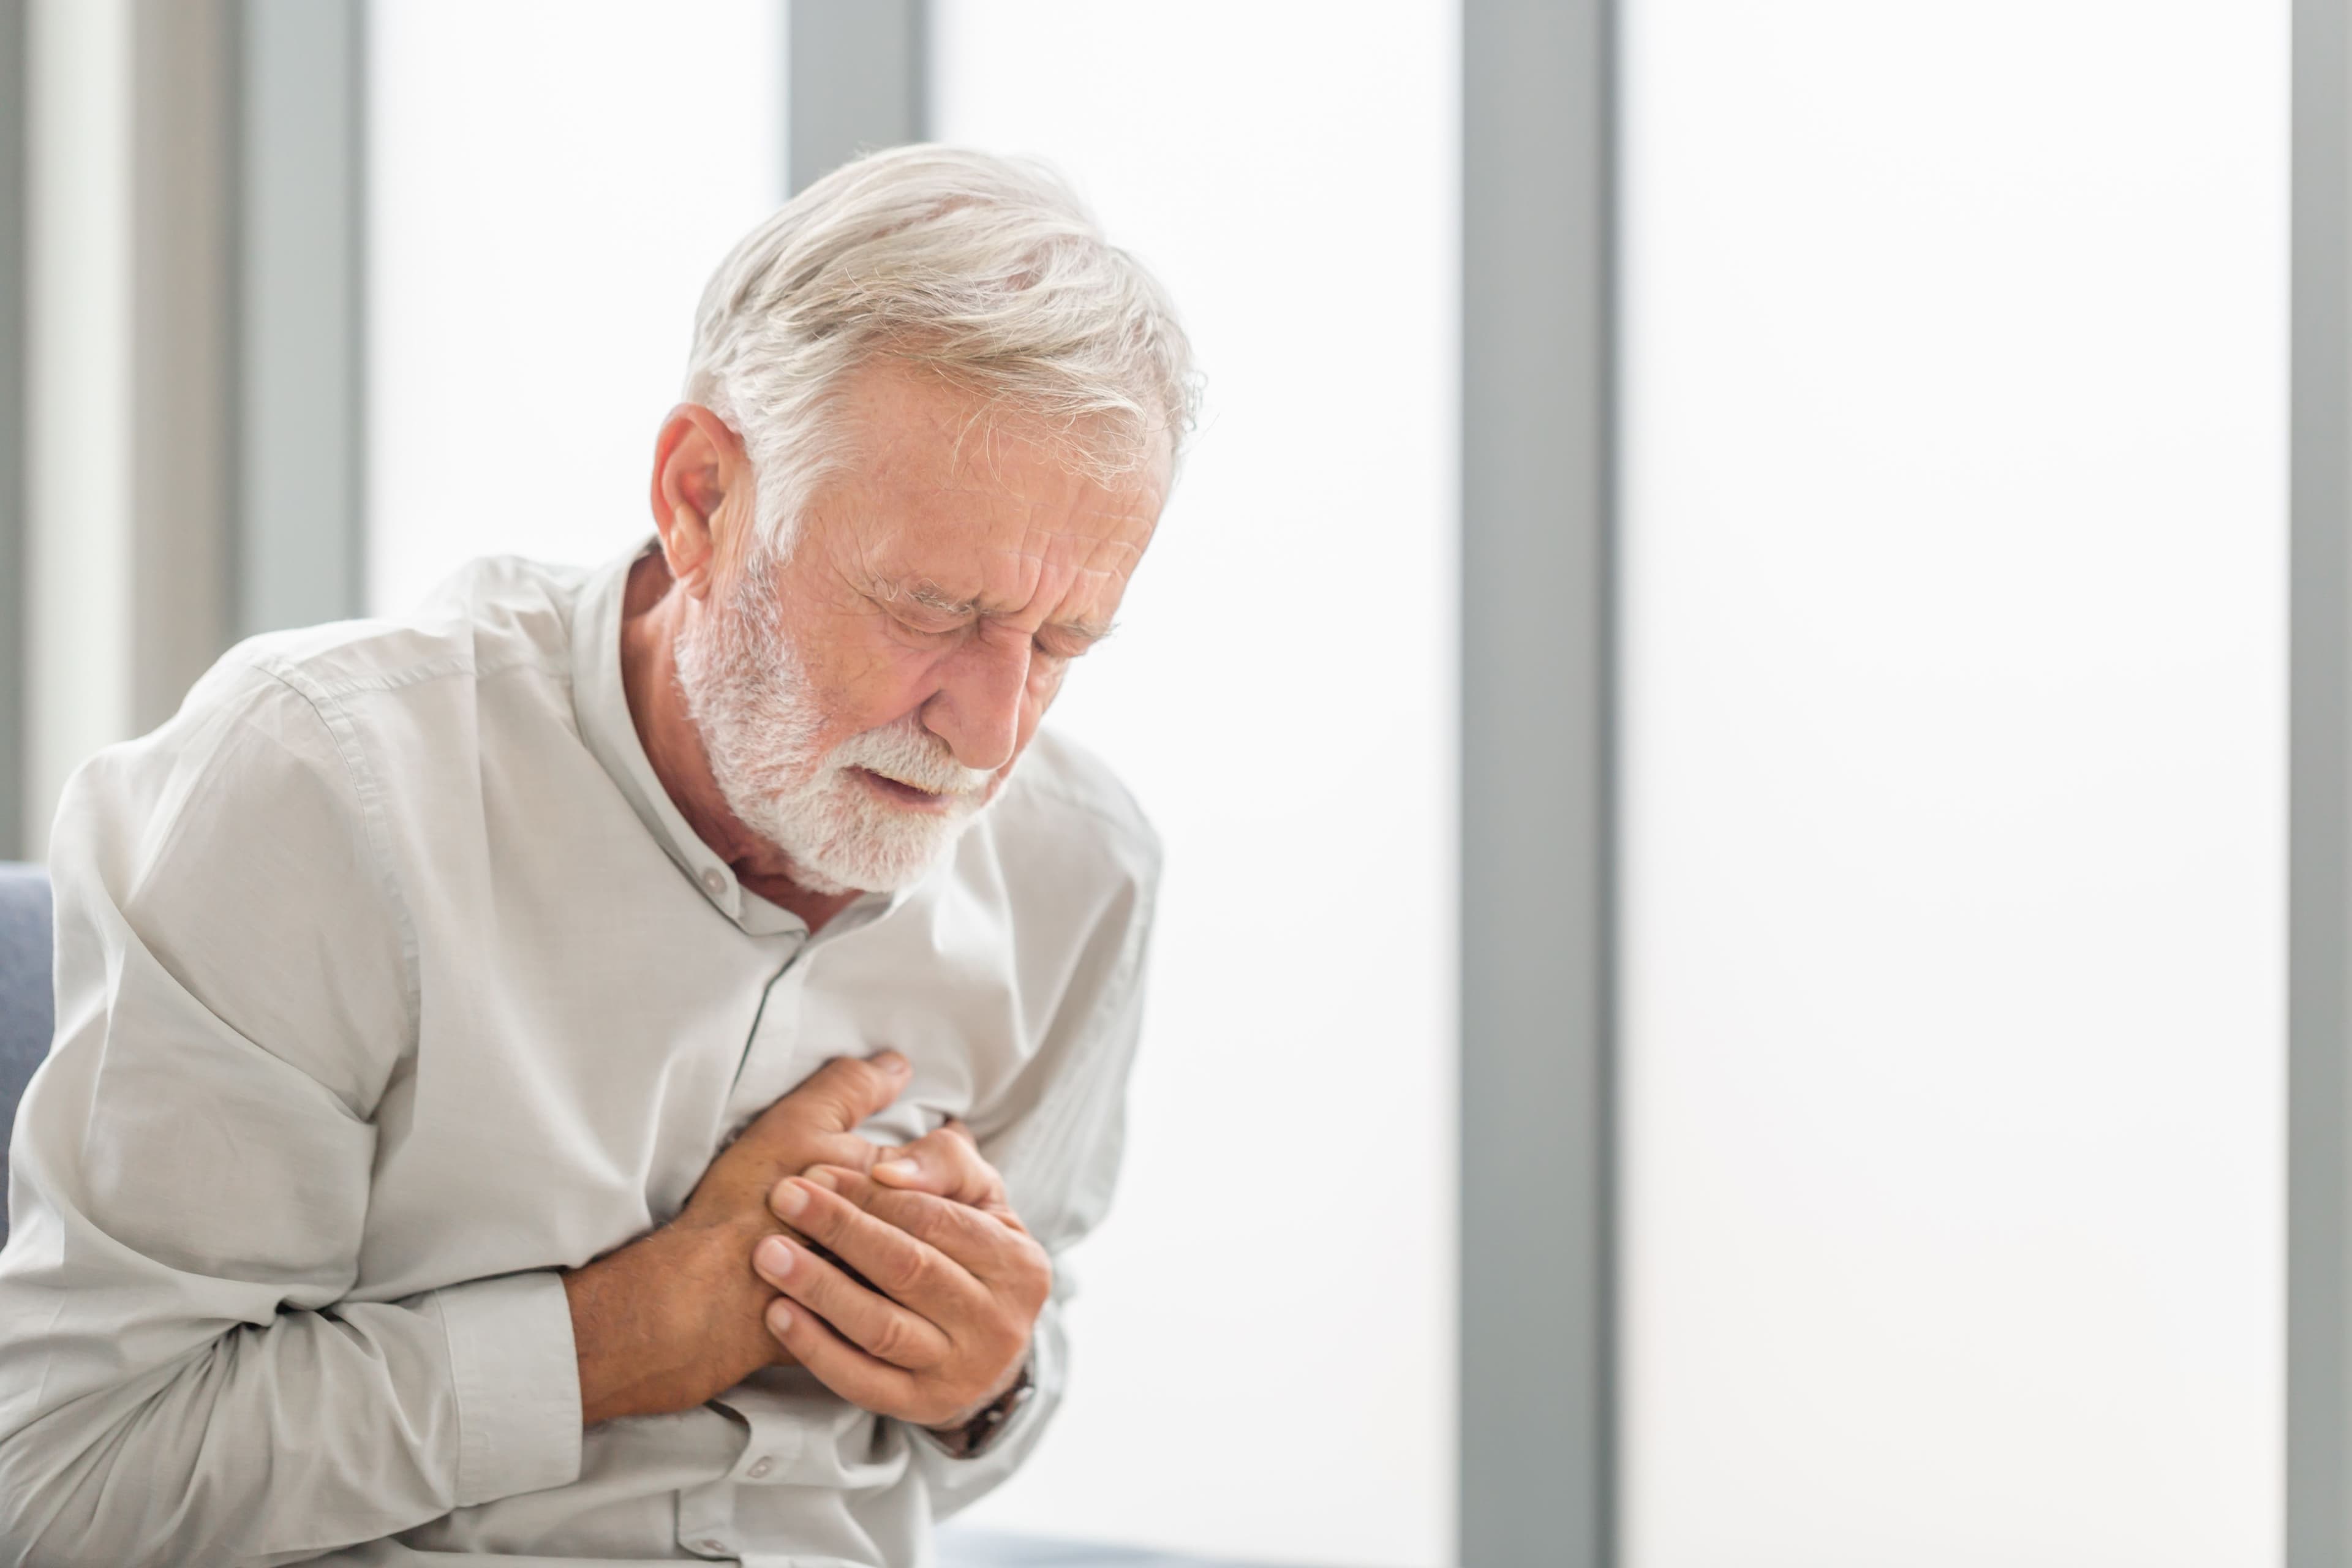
top-left (435, 1269), bottom-right (584, 1505)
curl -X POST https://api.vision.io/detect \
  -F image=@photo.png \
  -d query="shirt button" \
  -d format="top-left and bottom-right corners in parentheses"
top-left (746, 1455), bottom-right (774, 1479)
top-left (700, 867), bottom-right (728, 898)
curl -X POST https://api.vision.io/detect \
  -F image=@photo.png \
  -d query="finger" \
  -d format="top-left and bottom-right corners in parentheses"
top-left (792, 1050), bottom-right (911, 1133)
top-left (871, 1119), bottom-right (1009, 1211)
top-left (753, 1234), bottom-right (952, 1370)
top-left (771, 1174), bottom-right (986, 1321)
top-left (804, 1167), bottom-right (1048, 1295)
top-left (764, 1298), bottom-right (932, 1423)
top-left (736, 1051), bottom-right (910, 1162)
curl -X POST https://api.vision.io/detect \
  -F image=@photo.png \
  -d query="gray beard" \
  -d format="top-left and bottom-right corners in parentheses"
top-left (670, 562), bottom-right (995, 895)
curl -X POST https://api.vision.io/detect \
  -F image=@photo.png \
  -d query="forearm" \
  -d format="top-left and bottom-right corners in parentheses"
top-left (0, 1273), bottom-right (580, 1568)
top-left (563, 1212), bottom-right (791, 1427)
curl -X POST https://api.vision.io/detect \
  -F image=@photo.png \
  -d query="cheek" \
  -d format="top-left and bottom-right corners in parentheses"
top-left (1025, 660), bottom-right (1068, 710)
top-left (1014, 663), bottom-right (1066, 747)
top-left (802, 634), bottom-right (946, 734)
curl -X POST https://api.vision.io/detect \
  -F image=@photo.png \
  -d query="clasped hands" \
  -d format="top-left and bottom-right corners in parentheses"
top-left (561, 1050), bottom-right (1049, 1436)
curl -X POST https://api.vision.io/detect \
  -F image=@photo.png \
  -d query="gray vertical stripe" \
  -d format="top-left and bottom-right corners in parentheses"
top-left (1460, 2), bottom-right (1616, 1565)
top-left (237, 0), bottom-right (367, 636)
top-left (128, 0), bottom-right (237, 733)
top-left (2291, 0), bottom-right (2352, 1561)
top-left (788, 0), bottom-right (926, 196)
top-left (0, 0), bottom-right (23, 858)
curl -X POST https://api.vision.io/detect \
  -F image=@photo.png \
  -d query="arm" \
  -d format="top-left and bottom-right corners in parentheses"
top-left (0, 667), bottom-right (577, 1568)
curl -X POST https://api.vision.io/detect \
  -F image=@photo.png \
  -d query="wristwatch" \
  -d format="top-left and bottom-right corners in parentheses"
top-left (923, 1357), bottom-right (1036, 1460)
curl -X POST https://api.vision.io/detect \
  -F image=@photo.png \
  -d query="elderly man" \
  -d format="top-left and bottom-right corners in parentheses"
top-left (0, 147), bottom-right (1191, 1566)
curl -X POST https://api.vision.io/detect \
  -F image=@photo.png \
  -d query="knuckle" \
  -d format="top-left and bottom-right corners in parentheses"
top-left (866, 1312), bottom-right (911, 1364)
top-left (1011, 1240), bottom-right (1053, 1305)
top-left (878, 1245), bottom-right (934, 1300)
top-left (890, 1195), bottom-right (951, 1246)
top-left (795, 1193), bottom-right (850, 1245)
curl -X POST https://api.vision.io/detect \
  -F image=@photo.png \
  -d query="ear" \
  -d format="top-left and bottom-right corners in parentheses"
top-left (649, 404), bottom-right (753, 599)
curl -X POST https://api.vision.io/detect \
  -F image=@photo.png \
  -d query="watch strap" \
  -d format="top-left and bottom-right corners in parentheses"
top-left (926, 1356), bottom-right (1036, 1460)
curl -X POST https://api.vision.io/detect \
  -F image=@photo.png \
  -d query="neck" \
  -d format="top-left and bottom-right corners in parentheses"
top-left (616, 551), bottom-right (862, 933)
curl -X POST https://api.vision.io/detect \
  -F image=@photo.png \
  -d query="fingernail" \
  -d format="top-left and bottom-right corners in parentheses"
top-left (805, 1167), bottom-right (842, 1191)
top-left (755, 1235), bottom-right (793, 1280)
top-left (769, 1302), bottom-right (793, 1335)
top-left (869, 1049), bottom-right (910, 1077)
top-left (772, 1182), bottom-right (809, 1219)
top-left (874, 1159), bottom-right (919, 1183)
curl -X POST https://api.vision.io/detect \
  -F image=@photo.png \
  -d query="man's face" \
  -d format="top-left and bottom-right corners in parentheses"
top-left (674, 363), bottom-right (1169, 894)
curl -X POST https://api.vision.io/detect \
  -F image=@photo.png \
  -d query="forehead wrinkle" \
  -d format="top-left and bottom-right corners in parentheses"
top-left (937, 537), bottom-right (1131, 639)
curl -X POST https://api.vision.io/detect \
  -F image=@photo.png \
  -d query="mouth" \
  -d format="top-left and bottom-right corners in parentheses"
top-left (850, 766), bottom-right (962, 813)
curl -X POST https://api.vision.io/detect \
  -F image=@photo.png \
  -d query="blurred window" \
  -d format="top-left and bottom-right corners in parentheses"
top-left (1618, 4), bottom-right (2288, 1564)
top-left (366, 0), bottom-right (783, 614)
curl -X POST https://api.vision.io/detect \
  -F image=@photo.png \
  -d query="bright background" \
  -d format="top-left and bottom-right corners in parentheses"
top-left (367, 0), bottom-right (784, 614)
top-left (368, 4), bottom-right (1461, 1564)
top-left (1617, 3), bottom-right (2288, 1565)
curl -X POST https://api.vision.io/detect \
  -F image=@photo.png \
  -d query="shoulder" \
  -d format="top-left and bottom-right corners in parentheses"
top-left (48, 643), bottom-right (419, 1117)
top-left (221, 555), bottom-right (587, 704)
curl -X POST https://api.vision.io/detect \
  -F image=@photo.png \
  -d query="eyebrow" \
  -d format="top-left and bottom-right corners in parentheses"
top-left (889, 579), bottom-right (1117, 644)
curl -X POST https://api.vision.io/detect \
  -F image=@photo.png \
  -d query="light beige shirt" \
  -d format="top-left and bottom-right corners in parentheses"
top-left (0, 551), bottom-right (1158, 1568)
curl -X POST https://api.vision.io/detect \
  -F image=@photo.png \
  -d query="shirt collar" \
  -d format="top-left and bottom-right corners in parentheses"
top-left (569, 542), bottom-right (905, 941)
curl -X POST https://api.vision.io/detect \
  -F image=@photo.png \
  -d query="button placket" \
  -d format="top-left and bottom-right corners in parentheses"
top-left (676, 1470), bottom-right (738, 1560)
top-left (733, 1402), bottom-right (807, 1483)
top-left (722, 955), bottom-right (816, 1131)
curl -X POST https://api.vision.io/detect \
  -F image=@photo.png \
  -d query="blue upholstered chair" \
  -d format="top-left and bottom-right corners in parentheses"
top-left (0, 862), bottom-right (1263, 1567)
top-left (0, 863), bottom-right (54, 1252)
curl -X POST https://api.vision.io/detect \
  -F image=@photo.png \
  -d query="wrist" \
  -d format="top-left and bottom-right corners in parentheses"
top-left (922, 1352), bottom-right (1036, 1458)
top-left (565, 1244), bottom-right (663, 1427)
top-left (565, 1222), bottom-right (745, 1427)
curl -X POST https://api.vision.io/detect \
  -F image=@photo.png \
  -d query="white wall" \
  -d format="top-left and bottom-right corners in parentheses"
top-left (366, 0), bottom-right (783, 616)
top-left (931, 6), bottom-right (1461, 1565)
top-left (1618, 4), bottom-right (2287, 1565)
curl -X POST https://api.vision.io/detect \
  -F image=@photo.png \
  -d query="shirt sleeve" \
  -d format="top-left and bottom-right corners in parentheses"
top-left (0, 660), bottom-right (582, 1568)
top-left (908, 829), bottom-right (1159, 1518)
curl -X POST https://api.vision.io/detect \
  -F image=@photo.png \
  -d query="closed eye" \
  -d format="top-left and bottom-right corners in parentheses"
top-left (1034, 632), bottom-right (1095, 662)
top-left (894, 616), bottom-right (965, 640)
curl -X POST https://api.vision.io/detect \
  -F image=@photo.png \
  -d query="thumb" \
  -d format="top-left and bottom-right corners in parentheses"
top-left (767, 1049), bottom-right (911, 1139)
top-left (872, 1117), bottom-right (1011, 1211)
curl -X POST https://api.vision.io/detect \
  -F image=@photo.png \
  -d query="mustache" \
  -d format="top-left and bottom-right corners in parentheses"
top-left (827, 715), bottom-right (995, 797)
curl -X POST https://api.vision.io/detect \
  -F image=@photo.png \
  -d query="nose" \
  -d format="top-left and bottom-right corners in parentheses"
top-left (922, 633), bottom-right (1028, 774)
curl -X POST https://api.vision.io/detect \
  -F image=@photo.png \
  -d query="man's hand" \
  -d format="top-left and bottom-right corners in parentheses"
top-left (854, 1115), bottom-right (1017, 1218)
top-left (752, 1154), bottom-right (1051, 1431)
top-left (560, 1050), bottom-right (911, 1426)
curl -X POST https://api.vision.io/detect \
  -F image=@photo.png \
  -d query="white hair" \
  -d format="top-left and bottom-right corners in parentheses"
top-left (682, 145), bottom-right (1198, 563)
